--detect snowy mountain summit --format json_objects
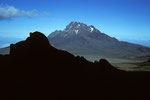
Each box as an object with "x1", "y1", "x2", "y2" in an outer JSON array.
[
  {"x1": 49, "y1": 22, "x2": 102, "y2": 38},
  {"x1": 64, "y1": 22, "x2": 99, "y2": 34}
]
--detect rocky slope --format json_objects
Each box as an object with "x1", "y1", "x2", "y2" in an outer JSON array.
[{"x1": 48, "y1": 22, "x2": 150, "y2": 60}]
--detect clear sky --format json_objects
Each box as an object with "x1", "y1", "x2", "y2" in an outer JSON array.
[{"x1": 0, "y1": 0, "x2": 150, "y2": 47}]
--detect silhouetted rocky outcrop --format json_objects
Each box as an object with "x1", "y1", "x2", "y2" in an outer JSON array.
[
  {"x1": 0, "y1": 32, "x2": 150, "y2": 100},
  {"x1": 10, "y1": 32, "x2": 55, "y2": 56}
]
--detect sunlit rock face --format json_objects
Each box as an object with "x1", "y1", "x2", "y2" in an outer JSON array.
[{"x1": 48, "y1": 22, "x2": 150, "y2": 59}]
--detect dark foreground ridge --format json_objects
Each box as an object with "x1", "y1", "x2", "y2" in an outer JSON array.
[{"x1": 0, "y1": 32, "x2": 150, "y2": 100}]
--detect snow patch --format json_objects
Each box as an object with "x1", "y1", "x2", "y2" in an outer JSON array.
[
  {"x1": 75, "y1": 30, "x2": 79, "y2": 34},
  {"x1": 90, "y1": 27, "x2": 94, "y2": 32}
]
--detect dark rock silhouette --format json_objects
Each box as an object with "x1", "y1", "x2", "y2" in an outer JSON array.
[
  {"x1": 10, "y1": 32, "x2": 54, "y2": 56},
  {"x1": 0, "y1": 31, "x2": 150, "y2": 100}
]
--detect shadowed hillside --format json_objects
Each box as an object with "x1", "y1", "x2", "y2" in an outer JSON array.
[{"x1": 0, "y1": 32, "x2": 150, "y2": 100}]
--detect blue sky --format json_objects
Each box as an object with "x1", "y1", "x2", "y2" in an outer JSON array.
[{"x1": 0, "y1": 0, "x2": 150, "y2": 47}]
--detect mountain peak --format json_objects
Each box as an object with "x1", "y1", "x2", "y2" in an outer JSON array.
[
  {"x1": 65, "y1": 22, "x2": 87, "y2": 30},
  {"x1": 64, "y1": 21, "x2": 99, "y2": 34},
  {"x1": 67, "y1": 21, "x2": 87, "y2": 28}
]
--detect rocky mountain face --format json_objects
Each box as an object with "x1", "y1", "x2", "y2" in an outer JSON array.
[{"x1": 48, "y1": 22, "x2": 150, "y2": 60}]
